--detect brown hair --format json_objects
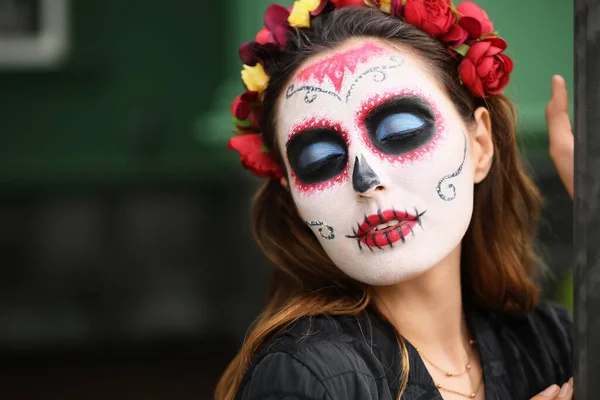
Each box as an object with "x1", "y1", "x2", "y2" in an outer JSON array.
[{"x1": 216, "y1": 7, "x2": 541, "y2": 399}]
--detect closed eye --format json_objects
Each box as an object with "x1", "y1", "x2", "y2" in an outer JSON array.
[
  {"x1": 365, "y1": 95, "x2": 436, "y2": 156},
  {"x1": 376, "y1": 112, "x2": 426, "y2": 142},
  {"x1": 298, "y1": 142, "x2": 345, "y2": 172},
  {"x1": 286, "y1": 128, "x2": 348, "y2": 185}
]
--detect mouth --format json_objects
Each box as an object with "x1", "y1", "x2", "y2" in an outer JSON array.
[{"x1": 346, "y1": 207, "x2": 426, "y2": 251}]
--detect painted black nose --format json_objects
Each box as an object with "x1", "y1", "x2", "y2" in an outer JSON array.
[{"x1": 352, "y1": 154, "x2": 381, "y2": 194}]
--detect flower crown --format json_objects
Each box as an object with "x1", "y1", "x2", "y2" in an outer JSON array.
[{"x1": 228, "y1": 0, "x2": 513, "y2": 179}]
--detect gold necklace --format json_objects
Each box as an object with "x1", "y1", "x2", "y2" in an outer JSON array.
[
  {"x1": 416, "y1": 339, "x2": 482, "y2": 399},
  {"x1": 436, "y1": 374, "x2": 483, "y2": 399},
  {"x1": 416, "y1": 339, "x2": 477, "y2": 377}
]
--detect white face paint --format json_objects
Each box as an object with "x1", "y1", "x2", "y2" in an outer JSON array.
[{"x1": 276, "y1": 39, "x2": 477, "y2": 286}]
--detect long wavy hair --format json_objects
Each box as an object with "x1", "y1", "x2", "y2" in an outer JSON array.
[{"x1": 216, "y1": 7, "x2": 542, "y2": 399}]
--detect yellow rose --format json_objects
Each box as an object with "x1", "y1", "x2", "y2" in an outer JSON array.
[
  {"x1": 241, "y1": 64, "x2": 269, "y2": 93},
  {"x1": 365, "y1": 0, "x2": 391, "y2": 13},
  {"x1": 288, "y1": 2, "x2": 311, "y2": 28},
  {"x1": 379, "y1": 0, "x2": 391, "y2": 14},
  {"x1": 288, "y1": 0, "x2": 321, "y2": 28},
  {"x1": 303, "y1": 0, "x2": 321, "y2": 9}
]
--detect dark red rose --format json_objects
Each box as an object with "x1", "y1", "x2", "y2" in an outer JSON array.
[
  {"x1": 254, "y1": 4, "x2": 291, "y2": 48},
  {"x1": 264, "y1": 4, "x2": 290, "y2": 27},
  {"x1": 227, "y1": 134, "x2": 283, "y2": 179},
  {"x1": 231, "y1": 95, "x2": 250, "y2": 120},
  {"x1": 239, "y1": 42, "x2": 261, "y2": 66},
  {"x1": 231, "y1": 91, "x2": 260, "y2": 130},
  {"x1": 441, "y1": 23, "x2": 468, "y2": 47},
  {"x1": 457, "y1": 1, "x2": 494, "y2": 39},
  {"x1": 331, "y1": 0, "x2": 368, "y2": 8},
  {"x1": 403, "y1": 0, "x2": 455, "y2": 37},
  {"x1": 389, "y1": 0, "x2": 403, "y2": 16},
  {"x1": 458, "y1": 37, "x2": 513, "y2": 98}
]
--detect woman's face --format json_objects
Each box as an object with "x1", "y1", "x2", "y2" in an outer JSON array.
[{"x1": 276, "y1": 39, "x2": 481, "y2": 286}]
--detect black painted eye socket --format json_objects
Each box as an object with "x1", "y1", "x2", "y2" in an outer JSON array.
[
  {"x1": 286, "y1": 128, "x2": 348, "y2": 185},
  {"x1": 364, "y1": 96, "x2": 436, "y2": 156}
]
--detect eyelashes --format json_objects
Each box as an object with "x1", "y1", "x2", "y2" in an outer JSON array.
[
  {"x1": 364, "y1": 96, "x2": 436, "y2": 156},
  {"x1": 286, "y1": 128, "x2": 348, "y2": 185},
  {"x1": 376, "y1": 113, "x2": 425, "y2": 141},
  {"x1": 298, "y1": 142, "x2": 345, "y2": 170}
]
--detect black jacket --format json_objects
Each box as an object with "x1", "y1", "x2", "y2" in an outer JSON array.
[{"x1": 236, "y1": 302, "x2": 572, "y2": 400}]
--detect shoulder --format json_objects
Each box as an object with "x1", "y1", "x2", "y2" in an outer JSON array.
[
  {"x1": 532, "y1": 301, "x2": 573, "y2": 340},
  {"x1": 237, "y1": 313, "x2": 400, "y2": 400},
  {"x1": 502, "y1": 302, "x2": 572, "y2": 353},
  {"x1": 487, "y1": 302, "x2": 573, "y2": 382}
]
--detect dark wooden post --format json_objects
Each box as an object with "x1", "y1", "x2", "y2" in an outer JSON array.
[{"x1": 574, "y1": 0, "x2": 600, "y2": 398}]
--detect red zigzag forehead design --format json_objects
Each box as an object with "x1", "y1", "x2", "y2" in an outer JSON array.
[{"x1": 294, "y1": 43, "x2": 389, "y2": 94}]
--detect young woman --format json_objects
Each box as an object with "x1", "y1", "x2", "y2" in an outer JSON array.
[{"x1": 219, "y1": 2, "x2": 575, "y2": 399}]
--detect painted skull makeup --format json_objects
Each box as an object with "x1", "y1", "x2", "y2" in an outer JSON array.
[{"x1": 277, "y1": 40, "x2": 476, "y2": 285}]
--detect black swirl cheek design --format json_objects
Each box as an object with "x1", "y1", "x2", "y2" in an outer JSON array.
[
  {"x1": 286, "y1": 84, "x2": 343, "y2": 103},
  {"x1": 306, "y1": 220, "x2": 335, "y2": 240},
  {"x1": 345, "y1": 55, "x2": 404, "y2": 103},
  {"x1": 436, "y1": 130, "x2": 467, "y2": 201}
]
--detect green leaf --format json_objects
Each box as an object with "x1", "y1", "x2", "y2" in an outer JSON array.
[
  {"x1": 261, "y1": 144, "x2": 270, "y2": 153},
  {"x1": 451, "y1": 44, "x2": 470, "y2": 57},
  {"x1": 450, "y1": 2, "x2": 460, "y2": 20},
  {"x1": 480, "y1": 31, "x2": 500, "y2": 39},
  {"x1": 232, "y1": 116, "x2": 251, "y2": 128}
]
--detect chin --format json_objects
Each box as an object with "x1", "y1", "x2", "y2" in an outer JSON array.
[
  {"x1": 360, "y1": 264, "x2": 436, "y2": 286},
  {"x1": 328, "y1": 240, "x2": 456, "y2": 287},
  {"x1": 333, "y1": 258, "x2": 438, "y2": 287}
]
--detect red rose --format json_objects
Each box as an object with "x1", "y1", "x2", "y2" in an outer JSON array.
[
  {"x1": 403, "y1": 0, "x2": 455, "y2": 37},
  {"x1": 441, "y1": 23, "x2": 468, "y2": 47},
  {"x1": 228, "y1": 134, "x2": 283, "y2": 179},
  {"x1": 458, "y1": 37, "x2": 513, "y2": 98},
  {"x1": 457, "y1": 1, "x2": 494, "y2": 39},
  {"x1": 311, "y1": 0, "x2": 330, "y2": 16},
  {"x1": 255, "y1": 28, "x2": 271, "y2": 45},
  {"x1": 331, "y1": 0, "x2": 367, "y2": 7}
]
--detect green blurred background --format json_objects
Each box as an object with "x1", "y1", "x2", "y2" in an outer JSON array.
[
  {"x1": 0, "y1": 1, "x2": 573, "y2": 399},
  {"x1": 0, "y1": 0, "x2": 574, "y2": 183}
]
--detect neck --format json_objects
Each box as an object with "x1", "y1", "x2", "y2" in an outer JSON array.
[{"x1": 373, "y1": 244, "x2": 470, "y2": 362}]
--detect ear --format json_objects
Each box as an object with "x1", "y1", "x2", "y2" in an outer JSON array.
[{"x1": 469, "y1": 107, "x2": 494, "y2": 184}]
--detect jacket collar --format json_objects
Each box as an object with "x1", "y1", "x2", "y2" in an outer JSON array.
[{"x1": 368, "y1": 303, "x2": 513, "y2": 400}]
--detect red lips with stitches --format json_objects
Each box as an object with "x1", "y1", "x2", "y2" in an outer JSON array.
[{"x1": 347, "y1": 208, "x2": 426, "y2": 249}]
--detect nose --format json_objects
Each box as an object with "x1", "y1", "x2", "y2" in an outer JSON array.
[{"x1": 352, "y1": 154, "x2": 384, "y2": 195}]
